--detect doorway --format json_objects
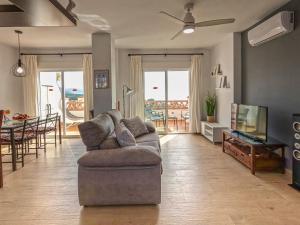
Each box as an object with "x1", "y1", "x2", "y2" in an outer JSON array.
[
  {"x1": 144, "y1": 70, "x2": 190, "y2": 134},
  {"x1": 39, "y1": 71, "x2": 84, "y2": 136}
]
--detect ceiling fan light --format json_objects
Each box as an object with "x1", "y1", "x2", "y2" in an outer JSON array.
[{"x1": 183, "y1": 27, "x2": 195, "y2": 34}]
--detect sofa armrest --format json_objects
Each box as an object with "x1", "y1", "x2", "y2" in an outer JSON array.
[
  {"x1": 77, "y1": 146, "x2": 161, "y2": 168},
  {"x1": 145, "y1": 121, "x2": 156, "y2": 133}
]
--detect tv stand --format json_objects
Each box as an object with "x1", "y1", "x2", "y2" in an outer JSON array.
[{"x1": 222, "y1": 130, "x2": 286, "y2": 175}]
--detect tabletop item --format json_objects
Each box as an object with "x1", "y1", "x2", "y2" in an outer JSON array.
[{"x1": 12, "y1": 113, "x2": 30, "y2": 121}]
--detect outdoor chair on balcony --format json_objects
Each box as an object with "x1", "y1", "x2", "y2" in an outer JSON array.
[
  {"x1": 145, "y1": 108, "x2": 165, "y2": 127},
  {"x1": 168, "y1": 112, "x2": 178, "y2": 131},
  {"x1": 181, "y1": 111, "x2": 190, "y2": 131}
]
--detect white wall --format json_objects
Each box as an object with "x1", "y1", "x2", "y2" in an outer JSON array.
[
  {"x1": 117, "y1": 48, "x2": 213, "y2": 118},
  {"x1": 210, "y1": 33, "x2": 241, "y2": 127},
  {"x1": 0, "y1": 43, "x2": 24, "y2": 114}
]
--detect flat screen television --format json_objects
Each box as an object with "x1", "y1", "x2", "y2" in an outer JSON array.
[{"x1": 231, "y1": 103, "x2": 268, "y2": 142}]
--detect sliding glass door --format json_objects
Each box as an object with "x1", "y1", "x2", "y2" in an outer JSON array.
[
  {"x1": 167, "y1": 71, "x2": 189, "y2": 133},
  {"x1": 144, "y1": 70, "x2": 190, "y2": 134},
  {"x1": 144, "y1": 71, "x2": 167, "y2": 133},
  {"x1": 64, "y1": 71, "x2": 84, "y2": 135},
  {"x1": 39, "y1": 71, "x2": 84, "y2": 136}
]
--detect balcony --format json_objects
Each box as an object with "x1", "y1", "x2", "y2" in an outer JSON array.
[{"x1": 145, "y1": 100, "x2": 189, "y2": 133}]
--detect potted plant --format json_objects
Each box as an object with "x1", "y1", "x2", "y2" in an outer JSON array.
[{"x1": 205, "y1": 92, "x2": 216, "y2": 123}]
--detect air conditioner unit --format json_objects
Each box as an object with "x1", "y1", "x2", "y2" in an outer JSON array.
[{"x1": 248, "y1": 11, "x2": 294, "y2": 46}]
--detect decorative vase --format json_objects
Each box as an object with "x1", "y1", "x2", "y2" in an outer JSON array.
[{"x1": 207, "y1": 116, "x2": 215, "y2": 123}]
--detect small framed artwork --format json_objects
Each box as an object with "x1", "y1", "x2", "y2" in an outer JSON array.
[{"x1": 94, "y1": 70, "x2": 109, "y2": 89}]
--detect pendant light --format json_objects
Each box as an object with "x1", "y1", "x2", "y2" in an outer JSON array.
[{"x1": 11, "y1": 30, "x2": 26, "y2": 77}]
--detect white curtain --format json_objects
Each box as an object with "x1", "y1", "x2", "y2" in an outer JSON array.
[
  {"x1": 83, "y1": 54, "x2": 93, "y2": 121},
  {"x1": 129, "y1": 56, "x2": 144, "y2": 119},
  {"x1": 189, "y1": 55, "x2": 203, "y2": 133},
  {"x1": 22, "y1": 55, "x2": 38, "y2": 116}
]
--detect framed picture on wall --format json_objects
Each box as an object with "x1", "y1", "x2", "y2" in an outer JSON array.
[{"x1": 94, "y1": 70, "x2": 109, "y2": 89}]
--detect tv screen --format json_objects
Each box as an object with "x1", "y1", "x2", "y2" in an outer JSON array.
[{"x1": 231, "y1": 104, "x2": 268, "y2": 142}]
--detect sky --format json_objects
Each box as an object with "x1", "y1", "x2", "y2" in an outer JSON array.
[{"x1": 144, "y1": 71, "x2": 189, "y2": 101}]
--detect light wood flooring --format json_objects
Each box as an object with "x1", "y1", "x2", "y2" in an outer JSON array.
[{"x1": 0, "y1": 134, "x2": 299, "y2": 225}]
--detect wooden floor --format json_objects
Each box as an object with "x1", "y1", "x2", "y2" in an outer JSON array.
[{"x1": 0, "y1": 135, "x2": 300, "y2": 225}]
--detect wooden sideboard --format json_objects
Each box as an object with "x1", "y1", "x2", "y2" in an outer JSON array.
[{"x1": 222, "y1": 130, "x2": 286, "y2": 175}]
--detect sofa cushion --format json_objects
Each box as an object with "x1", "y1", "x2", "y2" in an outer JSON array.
[
  {"x1": 135, "y1": 132, "x2": 160, "y2": 143},
  {"x1": 145, "y1": 121, "x2": 156, "y2": 133},
  {"x1": 115, "y1": 123, "x2": 136, "y2": 147},
  {"x1": 121, "y1": 116, "x2": 149, "y2": 137},
  {"x1": 99, "y1": 133, "x2": 120, "y2": 149},
  {"x1": 77, "y1": 146, "x2": 161, "y2": 167},
  {"x1": 106, "y1": 110, "x2": 122, "y2": 126},
  {"x1": 78, "y1": 114, "x2": 114, "y2": 150},
  {"x1": 137, "y1": 141, "x2": 160, "y2": 152}
]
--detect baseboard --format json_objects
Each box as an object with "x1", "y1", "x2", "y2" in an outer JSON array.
[
  {"x1": 285, "y1": 169, "x2": 300, "y2": 191},
  {"x1": 289, "y1": 183, "x2": 300, "y2": 191}
]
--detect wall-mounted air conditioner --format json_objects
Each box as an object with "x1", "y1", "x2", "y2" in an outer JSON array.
[{"x1": 248, "y1": 11, "x2": 294, "y2": 47}]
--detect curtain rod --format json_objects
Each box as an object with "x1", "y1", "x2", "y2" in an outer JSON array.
[
  {"x1": 128, "y1": 53, "x2": 204, "y2": 56},
  {"x1": 20, "y1": 52, "x2": 92, "y2": 56}
]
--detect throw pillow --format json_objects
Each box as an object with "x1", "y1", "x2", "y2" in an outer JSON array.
[
  {"x1": 115, "y1": 123, "x2": 136, "y2": 147},
  {"x1": 121, "y1": 116, "x2": 149, "y2": 137},
  {"x1": 106, "y1": 110, "x2": 123, "y2": 126},
  {"x1": 99, "y1": 133, "x2": 120, "y2": 149},
  {"x1": 145, "y1": 121, "x2": 156, "y2": 133}
]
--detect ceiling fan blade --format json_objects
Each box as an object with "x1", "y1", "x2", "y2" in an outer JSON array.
[
  {"x1": 160, "y1": 11, "x2": 184, "y2": 25},
  {"x1": 195, "y1": 18, "x2": 235, "y2": 27},
  {"x1": 171, "y1": 29, "x2": 184, "y2": 40}
]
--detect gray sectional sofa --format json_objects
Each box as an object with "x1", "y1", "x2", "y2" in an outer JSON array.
[{"x1": 77, "y1": 110, "x2": 162, "y2": 206}]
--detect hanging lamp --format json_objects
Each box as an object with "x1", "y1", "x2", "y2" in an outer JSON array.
[{"x1": 11, "y1": 30, "x2": 26, "y2": 77}]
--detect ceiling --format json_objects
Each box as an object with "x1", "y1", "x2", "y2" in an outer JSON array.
[{"x1": 0, "y1": 0, "x2": 290, "y2": 49}]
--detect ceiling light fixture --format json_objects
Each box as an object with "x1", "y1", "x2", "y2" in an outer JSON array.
[
  {"x1": 11, "y1": 30, "x2": 26, "y2": 77},
  {"x1": 160, "y1": 2, "x2": 235, "y2": 40},
  {"x1": 183, "y1": 27, "x2": 195, "y2": 34}
]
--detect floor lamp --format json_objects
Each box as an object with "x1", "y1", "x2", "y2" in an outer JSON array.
[{"x1": 122, "y1": 85, "x2": 134, "y2": 117}]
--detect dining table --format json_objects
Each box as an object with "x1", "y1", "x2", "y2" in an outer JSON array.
[{"x1": 1, "y1": 116, "x2": 62, "y2": 171}]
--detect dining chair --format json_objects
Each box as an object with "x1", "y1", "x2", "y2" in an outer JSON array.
[
  {"x1": 24, "y1": 117, "x2": 41, "y2": 158},
  {"x1": 37, "y1": 113, "x2": 59, "y2": 151},
  {"x1": 1, "y1": 117, "x2": 39, "y2": 167},
  {"x1": 0, "y1": 110, "x2": 4, "y2": 188}
]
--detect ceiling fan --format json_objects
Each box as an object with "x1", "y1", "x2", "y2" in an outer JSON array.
[{"x1": 160, "y1": 2, "x2": 236, "y2": 40}]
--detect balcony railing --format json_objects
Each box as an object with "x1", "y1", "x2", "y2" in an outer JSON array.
[
  {"x1": 145, "y1": 100, "x2": 189, "y2": 132},
  {"x1": 145, "y1": 100, "x2": 188, "y2": 110}
]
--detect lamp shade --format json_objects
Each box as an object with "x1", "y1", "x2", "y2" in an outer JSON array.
[
  {"x1": 122, "y1": 85, "x2": 134, "y2": 117},
  {"x1": 12, "y1": 59, "x2": 26, "y2": 77}
]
